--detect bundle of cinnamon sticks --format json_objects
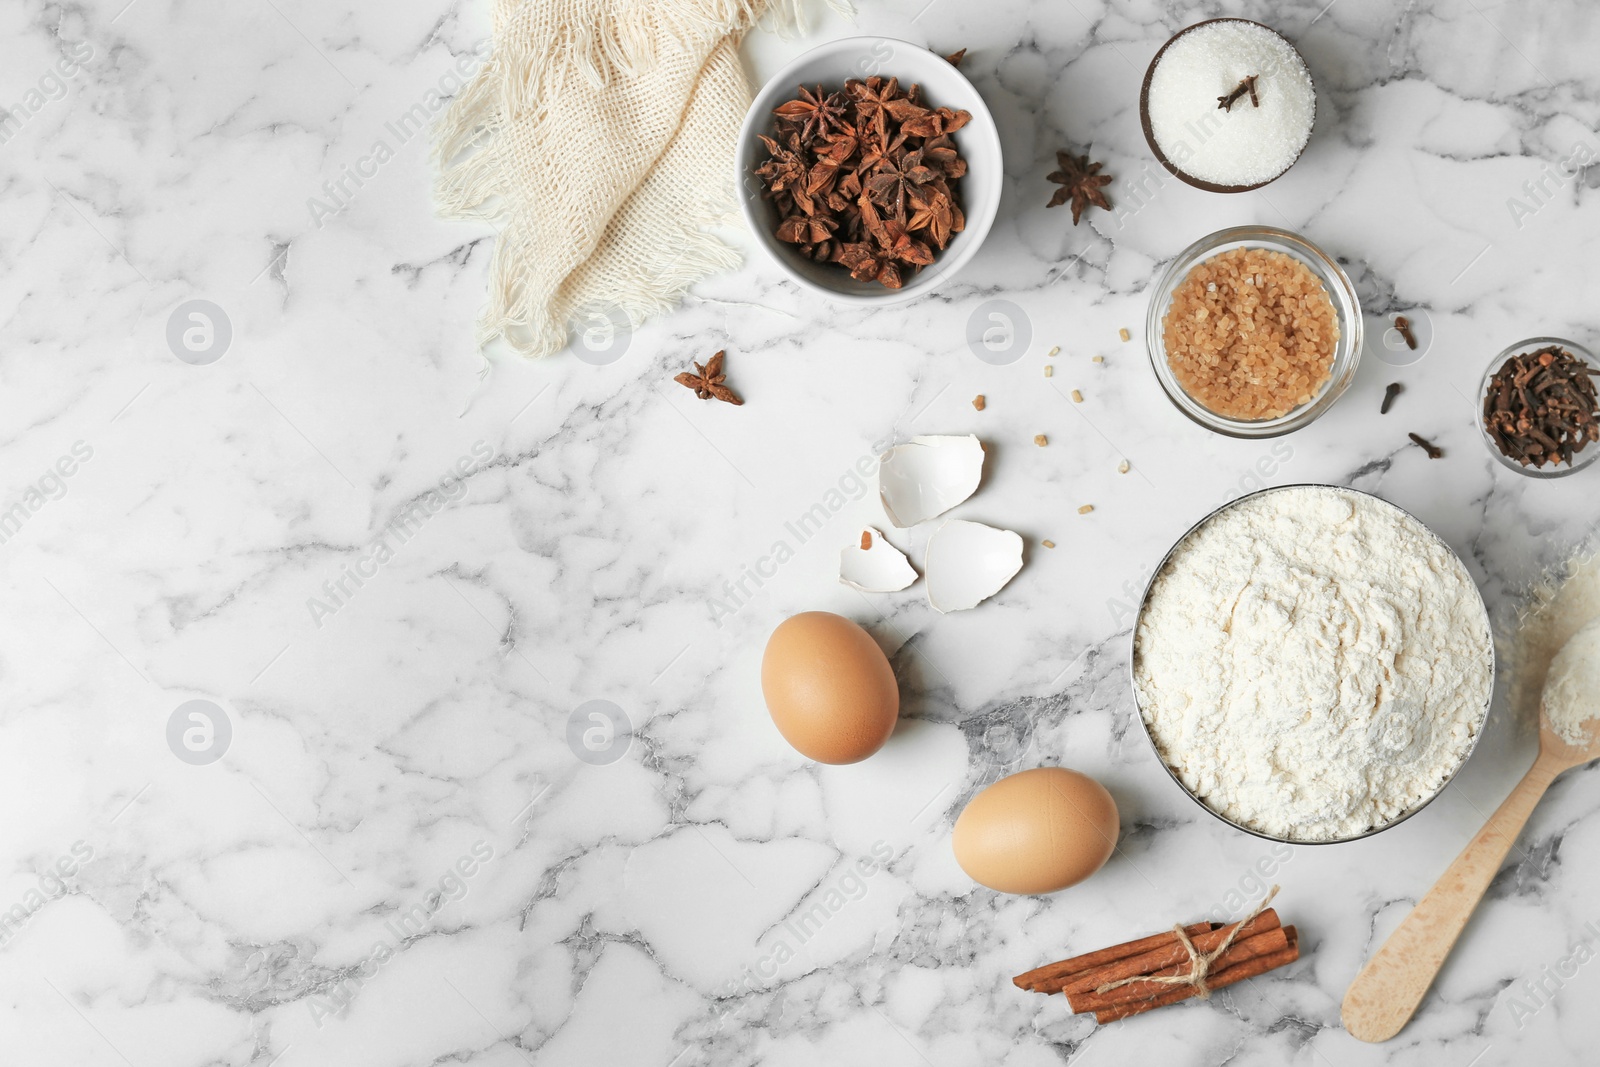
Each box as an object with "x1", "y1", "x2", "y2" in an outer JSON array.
[{"x1": 1013, "y1": 905, "x2": 1299, "y2": 1023}]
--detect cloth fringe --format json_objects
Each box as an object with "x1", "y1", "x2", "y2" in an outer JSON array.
[{"x1": 432, "y1": 0, "x2": 831, "y2": 358}]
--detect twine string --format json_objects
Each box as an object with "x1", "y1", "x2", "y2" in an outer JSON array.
[{"x1": 1093, "y1": 884, "x2": 1280, "y2": 1000}]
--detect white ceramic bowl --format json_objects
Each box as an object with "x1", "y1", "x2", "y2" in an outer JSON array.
[{"x1": 735, "y1": 36, "x2": 1003, "y2": 305}]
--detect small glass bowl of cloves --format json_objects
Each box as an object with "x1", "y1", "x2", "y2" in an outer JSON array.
[{"x1": 1477, "y1": 337, "x2": 1600, "y2": 479}]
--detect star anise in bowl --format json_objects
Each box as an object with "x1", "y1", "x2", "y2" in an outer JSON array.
[{"x1": 753, "y1": 75, "x2": 972, "y2": 291}]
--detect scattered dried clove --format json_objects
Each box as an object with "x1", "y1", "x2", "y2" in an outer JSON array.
[
  {"x1": 1394, "y1": 316, "x2": 1418, "y2": 350},
  {"x1": 1381, "y1": 382, "x2": 1402, "y2": 415},
  {"x1": 1408, "y1": 432, "x2": 1443, "y2": 459}
]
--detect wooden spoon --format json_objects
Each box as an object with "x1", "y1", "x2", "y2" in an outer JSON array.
[{"x1": 1342, "y1": 679, "x2": 1600, "y2": 1043}]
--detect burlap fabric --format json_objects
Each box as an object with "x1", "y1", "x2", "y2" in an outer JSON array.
[{"x1": 434, "y1": 0, "x2": 798, "y2": 358}]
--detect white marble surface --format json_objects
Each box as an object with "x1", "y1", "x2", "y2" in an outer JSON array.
[{"x1": 3, "y1": 0, "x2": 1600, "y2": 1064}]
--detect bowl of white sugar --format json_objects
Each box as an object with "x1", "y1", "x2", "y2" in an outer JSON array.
[
  {"x1": 1140, "y1": 19, "x2": 1317, "y2": 193},
  {"x1": 1130, "y1": 484, "x2": 1495, "y2": 844}
]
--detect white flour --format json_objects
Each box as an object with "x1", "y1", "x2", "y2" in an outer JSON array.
[
  {"x1": 1511, "y1": 548, "x2": 1600, "y2": 746},
  {"x1": 1545, "y1": 619, "x2": 1600, "y2": 745},
  {"x1": 1133, "y1": 486, "x2": 1493, "y2": 842}
]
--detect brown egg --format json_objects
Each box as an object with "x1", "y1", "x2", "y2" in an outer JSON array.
[
  {"x1": 761, "y1": 611, "x2": 899, "y2": 764},
  {"x1": 952, "y1": 767, "x2": 1119, "y2": 894}
]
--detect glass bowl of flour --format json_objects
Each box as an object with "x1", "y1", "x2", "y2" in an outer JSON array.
[{"x1": 1130, "y1": 484, "x2": 1495, "y2": 844}]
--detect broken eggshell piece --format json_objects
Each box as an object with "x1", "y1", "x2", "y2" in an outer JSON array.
[
  {"x1": 877, "y1": 435, "x2": 985, "y2": 528},
  {"x1": 925, "y1": 519, "x2": 1024, "y2": 613},
  {"x1": 839, "y1": 527, "x2": 918, "y2": 592}
]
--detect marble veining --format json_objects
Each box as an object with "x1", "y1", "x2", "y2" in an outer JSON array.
[{"x1": 2, "y1": 0, "x2": 1598, "y2": 1064}]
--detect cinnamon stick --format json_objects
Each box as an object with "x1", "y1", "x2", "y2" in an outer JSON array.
[
  {"x1": 1038, "y1": 910, "x2": 1280, "y2": 997},
  {"x1": 1066, "y1": 925, "x2": 1290, "y2": 1014},
  {"x1": 1093, "y1": 927, "x2": 1300, "y2": 1024},
  {"x1": 1012, "y1": 921, "x2": 1216, "y2": 992}
]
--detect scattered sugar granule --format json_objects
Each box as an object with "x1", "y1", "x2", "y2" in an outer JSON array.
[
  {"x1": 1044, "y1": 365, "x2": 1054, "y2": 378},
  {"x1": 1118, "y1": 460, "x2": 1131, "y2": 474},
  {"x1": 1092, "y1": 355, "x2": 1104, "y2": 364},
  {"x1": 1119, "y1": 328, "x2": 1131, "y2": 342},
  {"x1": 1042, "y1": 540, "x2": 1057, "y2": 549},
  {"x1": 1071, "y1": 389, "x2": 1084, "y2": 403},
  {"x1": 973, "y1": 395, "x2": 986, "y2": 410},
  {"x1": 1078, "y1": 504, "x2": 1095, "y2": 515},
  {"x1": 1034, "y1": 434, "x2": 1048, "y2": 447},
  {"x1": 1047, "y1": 346, "x2": 1061, "y2": 357}
]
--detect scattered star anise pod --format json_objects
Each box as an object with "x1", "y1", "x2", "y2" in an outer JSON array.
[
  {"x1": 1045, "y1": 150, "x2": 1113, "y2": 225},
  {"x1": 673, "y1": 350, "x2": 743, "y2": 405},
  {"x1": 941, "y1": 48, "x2": 967, "y2": 68}
]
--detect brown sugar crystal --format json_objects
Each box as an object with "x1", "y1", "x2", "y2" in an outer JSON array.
[{"x1": 1162, "y1": 248, "x2": 1338, "y2": 421}]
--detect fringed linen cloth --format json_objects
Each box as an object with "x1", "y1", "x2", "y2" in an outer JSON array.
[{"x1": 434, "y1": 0, "x2": 796, "y2": 358}]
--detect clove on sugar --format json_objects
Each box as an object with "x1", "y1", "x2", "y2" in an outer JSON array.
[{"x1": 1217, "y1": 75, "x2": 1260, "y2": 112}]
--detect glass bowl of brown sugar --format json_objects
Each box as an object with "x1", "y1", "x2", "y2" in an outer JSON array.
[{"x1": 1146, "y1": 225, "x2": 1363, "y2": 439}]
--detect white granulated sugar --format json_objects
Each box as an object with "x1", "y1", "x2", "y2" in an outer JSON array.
[
  {"x1": 1147, "y1": 22, "x2": 1315, "y2": 187},
  {"x1": 1133, "y1": 486, "x2": 1492, "y2": 842}
]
